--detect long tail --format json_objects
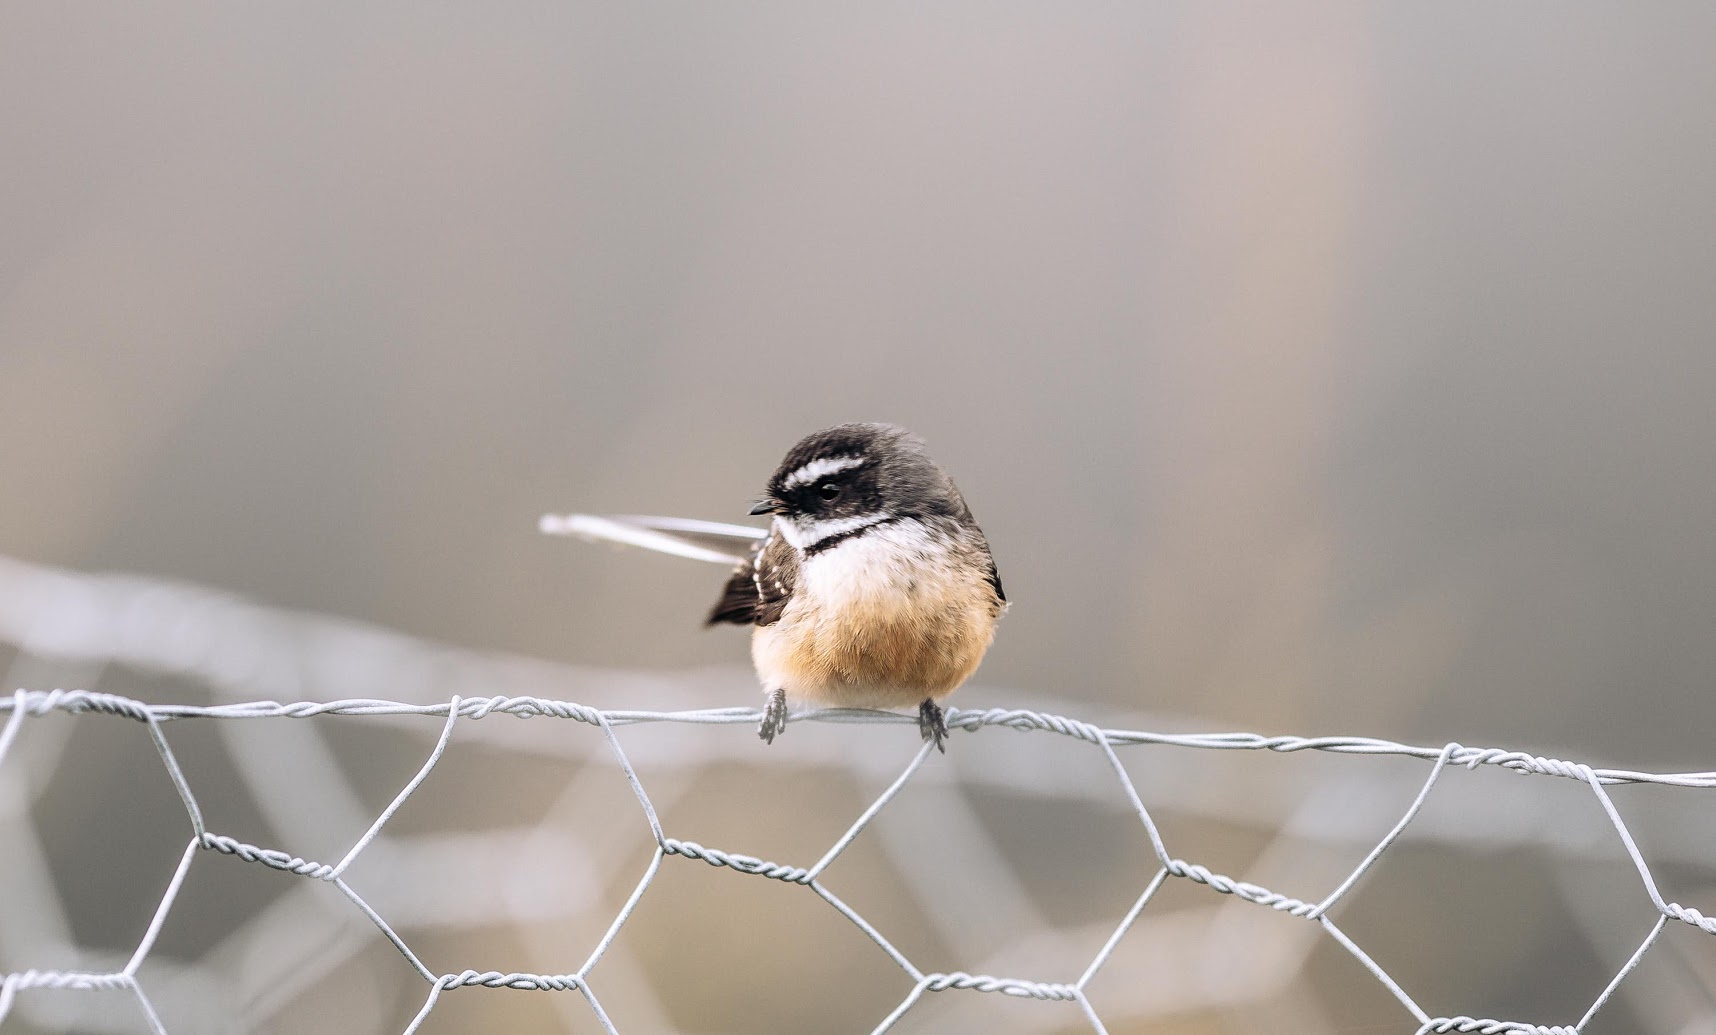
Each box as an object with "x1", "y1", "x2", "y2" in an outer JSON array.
[{"x1": 539, "y1": 513, "x2": 766, "y2": 565}]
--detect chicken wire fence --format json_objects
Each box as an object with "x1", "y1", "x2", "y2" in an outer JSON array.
[{"x1": 1, "y1": 553, "x2": 1715, "y2": 1034}]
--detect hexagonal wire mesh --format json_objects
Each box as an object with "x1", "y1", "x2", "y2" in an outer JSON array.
[{"x1": 2, "y1": 552, "x2": 1715, "y2": 1035}]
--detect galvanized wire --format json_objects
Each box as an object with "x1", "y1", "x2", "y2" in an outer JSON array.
[{"x1": 2, "y1": 685, "x2": 1713, "y2": 1035}]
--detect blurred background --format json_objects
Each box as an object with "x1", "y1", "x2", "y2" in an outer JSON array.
[{"x1": 3, "y1": 2, "x2": 1716, "y2": 1032}]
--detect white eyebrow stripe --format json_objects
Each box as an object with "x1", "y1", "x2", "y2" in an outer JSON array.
[{"x1": 780, "y1": 455, "x2": 865, "y2": 489}]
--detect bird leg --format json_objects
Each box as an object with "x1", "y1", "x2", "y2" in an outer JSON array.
[
  {"x1": 918, "y1": 698, "x2": 948, "y2": 753},
  {"x1": 758, "y1": 687, "x2": 789, "y2": 744}
]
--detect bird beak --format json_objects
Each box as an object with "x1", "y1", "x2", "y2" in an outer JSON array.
[{"x1": 749, "y1": 498, "x2": 782, "y2": 516}]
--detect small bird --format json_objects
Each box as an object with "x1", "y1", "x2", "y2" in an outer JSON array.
[
  {"x1": 707, "y1": 423, "x2": 1006, "y2": 750},
  {"x1": 543, "y1": 423, "x2": 1006, "y2": 751}
]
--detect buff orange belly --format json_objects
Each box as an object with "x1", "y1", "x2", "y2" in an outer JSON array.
[{"x1": 752, "y1": 598, "x2": 997, "y2": 709}]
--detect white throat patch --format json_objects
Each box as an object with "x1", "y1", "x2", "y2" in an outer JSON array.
[{"x1": 774, "y1": 512, "x2": 888, "y2": 552}]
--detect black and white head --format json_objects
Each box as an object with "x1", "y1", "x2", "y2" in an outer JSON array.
[{"x1": 749, "y1": 423, "x2": 971, "y2": 554}]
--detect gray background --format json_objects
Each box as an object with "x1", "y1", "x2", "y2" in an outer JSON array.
[{"x1": 3, "y1": 3, "x2": 1715, "y2": 1033}]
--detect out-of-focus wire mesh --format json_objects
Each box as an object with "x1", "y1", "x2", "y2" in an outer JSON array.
[{"x1": 3, "y1": 554, "x2": 1716, "y2": 1035}]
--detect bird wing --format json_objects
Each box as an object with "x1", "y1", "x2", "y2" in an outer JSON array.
[{"x1": 705, "y1": 529, "x2": 797, "y2": 627}]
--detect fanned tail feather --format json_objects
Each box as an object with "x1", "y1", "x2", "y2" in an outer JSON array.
[{"x1": 539, "y1": 513, "x2": 766, "y2": 566}]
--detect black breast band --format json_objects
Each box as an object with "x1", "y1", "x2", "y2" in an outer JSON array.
[{"x1": 801, "y1": 515, "x2": 906, "y2": 557}]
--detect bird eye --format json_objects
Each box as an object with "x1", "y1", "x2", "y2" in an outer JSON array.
[{"x1": 818, "y1": 482, "x2": 841, "y2": 501}]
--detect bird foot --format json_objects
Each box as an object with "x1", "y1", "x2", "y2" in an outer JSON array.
[
  {"x1": 918, "y1": 698, "x2": 948, "y2": 753},
  {"x1": 759, "y1": 687, "x2": 789, "y2": 744}
]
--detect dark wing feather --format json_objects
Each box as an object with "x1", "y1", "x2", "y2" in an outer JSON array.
[
  {"x1": 704, "y1": 531, "x2": 798, "y2": 627},
  {"x1": 984, "y1": 556, "x2": 1005, "y2": 604},
  {"x1": 750, "y1": 533, "x2": 797, "y2": 626},
  {"x1": 705, "y1": 563, "x2": 760, "y2": 625},
  {"x1": 947, "y1": 483, "x2": 1005, "y2": 607}
]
